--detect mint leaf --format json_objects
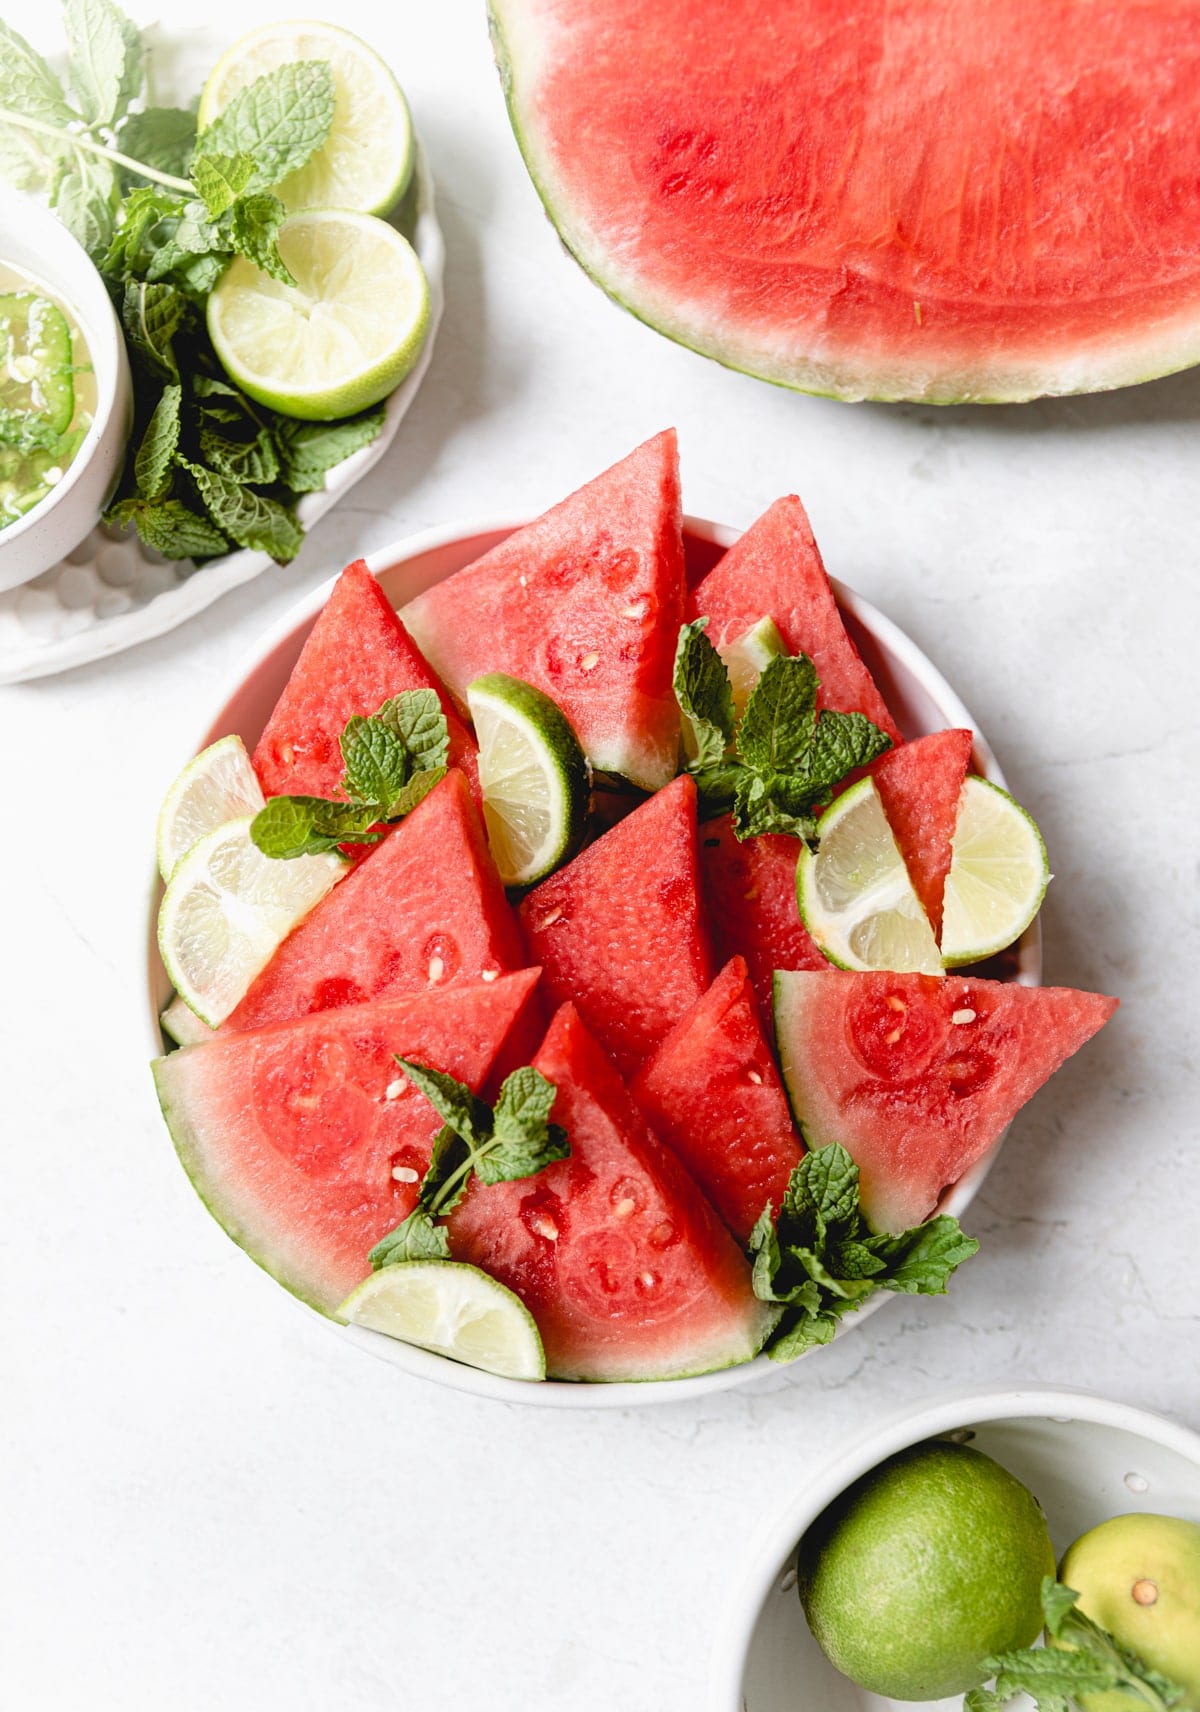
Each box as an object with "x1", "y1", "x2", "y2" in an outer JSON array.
[
  {"x1": 483, "y1": 1067, "x2": 569, "y2": 1183},
  {"x1": 379, "y1": 689, "x2": 450, "y2": 772},
  {"x1": 395, "y1": 1059, "x2": 491, "y2": 1152},
  {"x1": 0, "y1": 21, "x2": 74, "y2": 128},
  {"x1": 864, "y1": 1216, "x2": 979, "y2": 1294},
  {"x1": 229, "y1": 191, "x2": 294, "y2": 284},
  {"x1": 108, "y1": 496, "x2": 229, "y2": 560},
  {"x1": 113, "y1": 8, "x2": 144, "y2": 121},
  {"x1": 180, "y1": 460, "x2": 303, "y2": 563},
  {"x1": 63, "y1": 0, "x2": 127, "y2": 127},
  {"x1": 385, "y1": 767, "x2": 447, "y2": 819},
  {"x1": 198, "y1": 424, "x2": 279, "y2": 487},
  {"x1": 121, "y1": 281, "x2": 189, "y2": 379},
  {"x1": 784, "y1": 1143, "x2": 862, "y2": 1232},
  {"x1": 198, "y1": 60, "x2": 335, "y2": 192},
  {"x1": 273, "y1": 408, "x2": 386, "y2": 493},
  {"x1": 249, "y1": 795, "x2": 373, "y2": 859},
  {"x1": 737, "y1": 653, "x2": 819, "y2": 774},
  {"x1": 53, "y1": 153, "x2": 120, "y2": 261},
  {"x1": 799, "y1": 709, "x2": 893, "y2": 795},
  {"x1": 133, "y1": 384, "x2": 181, "y2": 501},
  {"x1": 190, "y1": 151, "x2": 254, "y2": 219},
  {"x1": 689, "y1": 760, "x2": 746, "y2": 817},
  {"x1": 340, "y1": 714, "x2": 411, "y2": 809},
  {"x1": 674, "y1": 618, "x2": 735, "y2": 768},
  {"x1": 368, "y1": 1206, "x2": 450, "y2": 1267},
  {"x1": 116, "y1": 107, "x2": 196, "y2": 180},
  {"x1": 730, "y1": 768, "x2": 819, "y2": 842},
  {"x1": 102, "y1": 185, "x2": 184, "y2": 279}
]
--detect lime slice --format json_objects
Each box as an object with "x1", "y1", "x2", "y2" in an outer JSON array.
[
  {"x1": 197, "y1": 21, "x2": 414, "y2": 216},
  {"x1": 156, "y1": 735, "x2": 265, "y2": 882},
  {"x1": 338, "y1": 1260, "x2": 546, "y2": 1380},
  {"x1": 207, "y1": 210, "x2": 430, "y2": 421},
  {"x1": 797, "y1": 777, "x2": 942, "y2": 974},
  {"x1": 721, "y1": 614, "x2": 785, "y2": 717},
  {"x1": 466, "y1": 672, "x2": 590, "y2": 886},
  {"x1": 158, "y1": 815, "x2": 344, "y2": 1027},
  {"x1": 940, "y1": 777, "x2": 1049, "y2": 965},
  {"x1": 160, "y1": 995, "x2": 216, "y2": 1047}
]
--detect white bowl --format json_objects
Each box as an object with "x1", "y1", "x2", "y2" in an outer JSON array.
[
  {"x1": 711, "y1": 1384, "x2": 1200, "y2": 1711},
  {"x1": 145, "y1": 515, "x2": 1041, "y2": 1407},
  {"x1": 0, "y1": 186, "x2": 132, "y2": 591}
]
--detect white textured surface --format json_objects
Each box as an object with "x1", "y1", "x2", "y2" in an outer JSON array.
[{"x1": 1, "y1": 3, "x2": 1198, "y2": 1710}]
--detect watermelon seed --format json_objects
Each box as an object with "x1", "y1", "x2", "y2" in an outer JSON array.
[
  {"x1": 537, "y1": 907, "x2": 563, "y2": 929},
  {"x1": 481, "y1": 969, "x2": 499, "y2": 982},
  {"x1": 385, "y1": 1077, "x2": 407, "y2": 1099},
  {"x1": 885, "y1": 995, "x2": 906, "y2": 1012},
  {"x1": 747, "y1": 1069, "x2": 763, "y2": 1085},
  {"x1": 518, "y1": 575, "x2": 527, "y2": 587},
  {"x1": 638, "y1": 1270, "x2": 658, "y2": 1289},
  {"x1": 530, "y1": 1213, "x2": 559, "y2": 1241},
  {"x1": 620, "y1": 601, "x2": 647, "y2": 620},
  {"x1": 614, "y1": 1197, "x2": 636, "y2": 1218},
  {"x1": 427, "y1": 955, "x2": 445, "y2": 983},
  {"x1": 885, "y1": 1027, "x2": 903, "y2": 1044},
  {"x1": 392, "y1": 1164, "x2": 419, "y2": 1184},
  {"x1": 952, "y1": 1008, "x2": 977, "y2": 1025},
  {"x1": 580, "y1": 652, "x2": 600, "y2": 672}
]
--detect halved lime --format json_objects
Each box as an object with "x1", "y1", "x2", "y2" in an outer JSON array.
[
  {"x1": 160, "y1": 996, "x2": 215, "y2": 1047},
  {"x1": 797, "y1": 777, "x2": 942, "y2": 974},
  {"x1": 722, "y1": 613, "x2": 785, "y2": 717},
  {"x1": 156, "y1": 735, "x2": 265, "y2": 882},
  {"x1": 466, "y1": 673, "x2": 590, "y2": 887},
  {"x1": 207, "y1": 210, "x2": 430, "y2": 421},
  {"x1": 158, "y1": 815, "x2": 344, "y2": 1027},
  {"x1": 197, "y1": 21, "x2": 414, "y2": 217},
  {"x1": 338, "y1": 1260, "x2": 546, "y2": 1380},
  {"x1": 940, "y1": 777, "x2": 1049, "y2": 965}
]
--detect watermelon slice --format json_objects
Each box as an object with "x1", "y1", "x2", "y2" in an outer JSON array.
[
  {"x1": 399, "y1": 431, "x2": 686, "y2": 791},
  {"x1": 700, "y1": 815, "x2": 826, "y2": 1029},
  {"x1": 222, "y1": 770, "x2": 527, "y2": 1034},
  {"x1": 448, "y1": 1003, "x2": 774, "y2": 1380},
  {"x1": 773, "y1": 970, "x2": 1118, "y2": 1232},
  {"x1": 252, "y1": 559, "x2": 479, "y2": 803},
  {"x1": 872, "y1": 729, "x2": 974, "y2": 943},
  {"x1": 152, "y1": 971, "x2": 542, "y2": 1313},
  {"x1": 519, "y1": 774, "x2": 711, "y2": 1074},
  {"x1": 490, "y1": 0, "x2": 1200, "y2": 403},
  {"x1": 688, "y1": 498, "x2": 901, "y2": 743},
  {"x1": 632, "y1": 958, "x2": 803, "y2": 1243}
]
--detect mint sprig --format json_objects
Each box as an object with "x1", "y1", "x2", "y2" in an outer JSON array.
[
  {"x1": 966, "y1": 1579, "x2": 1187, "y2": 1711},
  {"x1": 369, "y1": 1061, "x2": 570, "y2": 1265},
  {"x1": 750, "y1": 1143, "x2": 978, "y2": 1361},
  {"x1": 250, "y1": 692, "x2": 450, "y2": 859},
  {"x1": 674, "y1": 620, "x2": 893, "y2": 841}
]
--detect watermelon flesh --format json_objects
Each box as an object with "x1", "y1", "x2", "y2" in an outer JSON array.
[
  {"x1": 448, "y1": 1003, "x2": 774, "y2": 1381},
  {"x1": 222, "y1": 770, "x2": 527, "y2": 1035},
  {"x1": 688, "y1": 498, "x2": 902, "y2": 743},
  {"x1": 252, "y1": 559, "x2": 479, "y2": 805},
  {"x1": 774, "y1": 970, "x2": 1118, "y2": 1232},
  {"x1": 491, "y1": 0, "x2": 1200, "y2": 403},
  {"x1": 700, "y1": 814, "x2": 825, "y2": 1030},
  {"x1": 400, "y1": 431, "x2": 686, "y2": 791},
  {"x1": 632, "y1": 958, "x2": 803, "y2": 1243},
  {"x1": 152, "y1": 972, "x2": 543, "y2": 1313},
  {"x1": 519, "y1": 773, "x2": 711, "y2": 1075},
  {"x1": 872, "y1": 729, "x2": 974, "y2": 942}
]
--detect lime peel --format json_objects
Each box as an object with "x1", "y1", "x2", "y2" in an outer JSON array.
[
  {"x1": 338, "y1": 1259, "x2": 546, "y2": 1380},
  {"x1": 467, "y1": 672, "x2": 590, "y2": 887}
]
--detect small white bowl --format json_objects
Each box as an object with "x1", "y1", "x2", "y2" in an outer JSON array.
[
  {"x1": 710, "y1": 1385, "x2": 1200, "y2": 1712},
  {"x1": 0, "y1": 186, "x2": 132, "y2": 591},
  {"x1": 145, "y1": 515, "x2": 1041, "y2": 1407}
]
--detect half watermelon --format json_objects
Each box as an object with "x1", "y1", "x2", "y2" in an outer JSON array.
[{"x1": 491, "y1": 0, "x2": 1200, "y2": 402}]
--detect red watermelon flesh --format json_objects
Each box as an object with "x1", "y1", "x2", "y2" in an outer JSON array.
[
  {"x1": 448, "y1": 1003, "x2": 774, "y2": 1380},
  {"x1": 222, "y1": 770, "x2": 527, "y2": 1035},
  {"x1": 252, "y1": 559, "x2": 479, "y2": 805},
  {"x1": 399, "y1": 431, "x2": 686, "y2": 791},
  {"x1": 774, "y1": 971, "x2": 1118, "y2": 1233},
  {"x1": 632, "y1": 958, "x2": 803, "y2": 1243},
  {"x1": 519, "y1": 774, "x2": 711, "y2": 1074},
  {"x1": 700, "y1": 815, "x2": 825, "y2": 1029},
  {"x1": 872, "y1": 729, "x2": 974, "y2": 942},
  {"x1": 491, "y1": 0, "x2": 1200, "y2": 404},
  {"x1": 152, "y1": 972, "x2": 543, "y2": 1313},
  {"x1": 688, "y1": 498, "x2": 902, "y2": 743}
]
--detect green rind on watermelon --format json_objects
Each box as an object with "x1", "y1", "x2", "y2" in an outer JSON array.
[
  {"x1": 399, "y1": 432, "x2": 686, "y2": 792},
  {"x1": 222, "y1": 770, "x2": 526, "y2": 1034},
  {"x1": 519, "y1": 773, "x2": 711, "y2": 1075},
  {"x1": 152, "y1": 972, "x2": 542, "y2": 1314},
  {"x1": 490, "y1": 0, "x2": 1200, "y2": 404},
  {"x1": 252, "y1": 559, "x2": 480, "y2": 805},
  {"x1": 632, "y1": 957, "x2": 803, "y2": 1244},
  {"x1": 872, "y1": 728, "x2": 974, "y2": 944},
  {"x1": 773, "y1": 970, "x2": 1118, "y2": 1233},
  {"x1": 448, "y1": 1002, "x2": 776, "y2": 1381}
]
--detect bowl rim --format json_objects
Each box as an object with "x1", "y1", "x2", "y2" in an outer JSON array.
[
  {"x1": 145, "y1": 511, "x2": 1042, "y2": 1409},
  {"x1": 707, "y1": 1382, "x2": 1200, "y2": 1712}
]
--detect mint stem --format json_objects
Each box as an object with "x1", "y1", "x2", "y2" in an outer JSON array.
[{"x1": 0, "y1": 108, "x2": 193, "y2": 193}]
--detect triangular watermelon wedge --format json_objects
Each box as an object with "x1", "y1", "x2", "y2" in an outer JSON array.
[
  {"x1": 223, "y1": 770, "x2": 528, "y2": 1034},
  {"x1": 152, "y1": 971, "x2": 543, "y2": 1313},
  {"x1": 448, "y1": 1003, "x2": 775, "y2": 1380},
  {"x1": 519, "y1": 773, "x2": 711, "y2": 1074},
  {"x1": 252, "y1": 559, "x2": 479, "y2": 804},
  {"x1": 872, "y1": 728, "x2": 974, "y2": 942},
  {"x1": 774, "y1": 970, "x2": 1118, "y2": 1232},
  {"x1": 400, "y1": 431, "x2": 686, "y2": 790},
  {"x1": 632, "y1": 958, "x2": 803, "y2": 1243},
  {"x1": 688, "y1": 496, "x2": 902, "y2": 742}
]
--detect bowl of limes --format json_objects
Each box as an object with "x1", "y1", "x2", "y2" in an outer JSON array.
[{"x1": 711, "y1": 1385, "x2": 1200, "y2": 1711}]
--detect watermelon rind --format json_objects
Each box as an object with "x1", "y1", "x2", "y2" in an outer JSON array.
[{"x1": 489, "y1": 2, "x2": 1200, "y2": 405}]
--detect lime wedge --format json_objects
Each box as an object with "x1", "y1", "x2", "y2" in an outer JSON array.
[
  {"x1": 198, "y1": 21, "x2": 414, "y2": 217},
  {"x1": 940, "y1": 777, "x2": 1049, "y2": 965},
  {"x1": 158, "y1": 816, "x2": 344, "y2": 1027},
  {"x1": 797, "y1": 777, "x2": 942, "y2": 974},
  {"x1": 338, "y1": 1260, "x2": 546, "y2": 1381},
  {"x1": 160, "y1": 996, "x2": 216, "y2": 1047},
  {"x1": 207, "y1": 210, "x2": 430, "y2": 421},
  {"x1": 466, "y1": 672, "x2": 590, "y2": 886},
  {"x1": 156, "y1": 735, "x2": 265, "y2": 882},
  {"x1": 721, "y1": 614, "x2": 785, "y2": 717}
]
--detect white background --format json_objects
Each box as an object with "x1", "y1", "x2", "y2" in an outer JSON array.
[{"x1": 2, "y1": 3, "x2": 1199, "y2": 1708}]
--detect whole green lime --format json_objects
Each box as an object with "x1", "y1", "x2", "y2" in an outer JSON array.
[{"x1": 797, "y1": 1438, "x2": 1055, "y2": 1700}]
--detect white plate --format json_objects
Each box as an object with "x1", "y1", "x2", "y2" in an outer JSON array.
[
  {"x1": 145, "y1": 514, "x2": 1041, "y2": 1408},
  {"x1": 0, "y1": 26, "x2": 444, "y2": 684}
]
